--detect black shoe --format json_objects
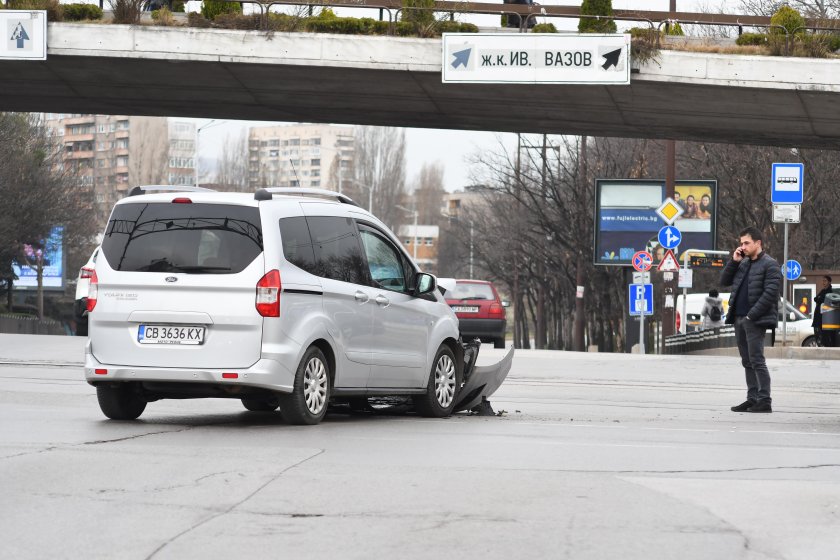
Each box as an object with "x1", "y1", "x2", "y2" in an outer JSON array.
[
  {"x1": 730, "y1": 400, "x2": 755, "y2": 412},
  {"x1": 747, "y1": 401, "x2": 772, "y2": 413}
]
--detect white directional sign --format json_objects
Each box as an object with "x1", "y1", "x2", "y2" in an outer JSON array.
[
  {"x1": 442, "y1": 33, "x2": 630, "y2": 85},
  {"x1": 1, "y1": 11, "x2": 46, "y2": 61}
]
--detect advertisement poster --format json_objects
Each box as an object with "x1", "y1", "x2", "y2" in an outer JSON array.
[
  {"x1": 11, "y1": 225, "x2": 65, "y2": 290},
  {"x1": 594, "y1": 180, "x2": 717, "y2": 266}
]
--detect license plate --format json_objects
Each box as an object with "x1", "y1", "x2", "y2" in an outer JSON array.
[
  {"x1": 138, "y1": 324, "x2": 205, "y2": 345},
  {"x1": 452, "y1": 306, "x2": 479, "y2": 313}
]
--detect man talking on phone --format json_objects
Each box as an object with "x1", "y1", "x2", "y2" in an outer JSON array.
[{"x1": 720, "y1": 227, "x2": 782, "y2": 413}]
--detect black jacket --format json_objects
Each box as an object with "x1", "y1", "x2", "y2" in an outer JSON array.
[
  {"x1": 719, "y1": 251, "x2": 782, "y2": 328},
  {"x1": 813, "y1": 287, "x2": 833, "y2": 328}
]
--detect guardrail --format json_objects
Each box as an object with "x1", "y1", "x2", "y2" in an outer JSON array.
[
  {"x1": 664, "y1": 325, "x2": 774, "y2": 354},
  {"x1": 0, "y1": 314, "x2": 67, "y2": 336}
]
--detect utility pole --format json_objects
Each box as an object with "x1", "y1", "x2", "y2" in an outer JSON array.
[
  {"x1": 514, "y1": 133, "x2": 522, "y2": 349},
  {"x1": 573, "y1": 136, "x2": 587, "y2": 352}
]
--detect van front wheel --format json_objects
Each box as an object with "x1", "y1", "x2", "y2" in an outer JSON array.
[{"x1": 414, "y1": 345, "x2": 461, "y2": 418}]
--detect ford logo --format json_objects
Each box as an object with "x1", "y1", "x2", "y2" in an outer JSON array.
[{"x1": 165, "y1": 277, "x2": 178, "y2": 283}]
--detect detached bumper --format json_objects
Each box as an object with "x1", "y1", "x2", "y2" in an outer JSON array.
[{"x1": 453, "y1": 346, "x2": 514, "y2": 412}]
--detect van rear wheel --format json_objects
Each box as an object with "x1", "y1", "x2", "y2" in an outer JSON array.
[
  {"x1": 280, "y1": 346, "x2": 330, "y2": 425},
  {"x1": 241, "y1": 397, "x2": 280, "y2": 412},
  {"x1": 97, "y1": 385, "x2": 146, "y2": 420}
]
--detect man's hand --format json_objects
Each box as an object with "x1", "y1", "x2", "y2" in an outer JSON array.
[{"x1": 733, "y1": 247, "x2": 744, "y2": 262}]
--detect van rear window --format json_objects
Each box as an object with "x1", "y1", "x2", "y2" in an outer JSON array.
[{"x1": 101, "y1": 202, "x2": 263, "y2": 273}]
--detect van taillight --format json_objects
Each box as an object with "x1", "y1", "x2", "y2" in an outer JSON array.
[
  {"x1": 172, "y1": 197, "x2": 192, "y2": 204},
  {"x1": 86, "y1": 270, "x2": 98, "y2": 312},
  {"x1": 79, "y1": 266, "x2": 94, "y2": 280},
  {"x1": 256, "y1": 269, "x2": 281, "y2": 317},
  {"x1": 676, "y1": 311, "x2": 681, "y2": 332}
]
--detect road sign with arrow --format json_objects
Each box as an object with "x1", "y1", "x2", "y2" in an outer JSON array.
[
  {"x1": 442, "y1": 33, "x2": 630, "y2": 85},
  {"x1": 1, "y1": 11, "x2": 46, "y2": 60}
]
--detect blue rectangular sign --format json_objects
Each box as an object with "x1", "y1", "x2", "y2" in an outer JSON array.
[
  {"x1": 771, "y1": 163, "x2": 804, "y2": 204},
  {"x1": 628, "y1": 283, "x2": 653, "y2": 316},
  {"x1": 11, "y1": 225, "x2": 65, "y2": 291}
]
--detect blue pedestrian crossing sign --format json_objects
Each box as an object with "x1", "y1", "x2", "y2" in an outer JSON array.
[
  {"x1": 771, "y1": 163, "x2": 804, "y2": 204},
  {"x1": 784, "y1": 259, "x2": 802, "y2": 281},
  {"x1": 657, "y1": 226, "x2": 682, "y2": 250},
  {"x1": 628, "y1": 283, "x2": 653, "y2": 316}
]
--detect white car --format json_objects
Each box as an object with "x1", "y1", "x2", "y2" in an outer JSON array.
[
  {"x1": 73, "y1": 247, "x2": 99, "y2": 336},
  {"x1": 84, "y1": 186, "x2": 467, "y2": 424}
]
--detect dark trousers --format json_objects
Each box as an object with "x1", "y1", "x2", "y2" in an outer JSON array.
[{"x1": 734, "y1": 316, "x2": 771, "y2": 403}]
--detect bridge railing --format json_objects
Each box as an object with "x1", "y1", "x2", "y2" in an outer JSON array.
[{"x1": 193, "y1": 0, "x2": 840, "y2": 50}]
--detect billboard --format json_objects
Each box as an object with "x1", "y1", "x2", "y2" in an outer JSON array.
[
  {"x1": 594, "y1": 180, "x2": 717, "y2": 266},
  {"x1": 11, "y1": 225, "x2": 65, "y2": 290}
]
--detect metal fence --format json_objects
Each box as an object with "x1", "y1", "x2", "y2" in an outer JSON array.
[
  {"x1": 0, "y1": 315, "x2": 67, "y2": 336},
  {"x1": 664, "y1": 325, "x2": 774, "y2": 354}
]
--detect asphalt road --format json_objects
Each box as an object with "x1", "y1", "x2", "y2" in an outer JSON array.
[{"x1": 2, "y1": 333, "x2": 840, "y2": 560}]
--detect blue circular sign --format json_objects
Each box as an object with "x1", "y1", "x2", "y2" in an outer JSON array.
[
  {"x1": 784, "y1": 259, "x2": 802, "y2": 281},
  {"x1": 658, "y1": 226, "x2": 682, "y2": 250}
]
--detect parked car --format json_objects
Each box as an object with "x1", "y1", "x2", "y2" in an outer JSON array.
[
  {"x1": 73, "y1": 247, "x2": 99, "y2": 336},
  {"x1": 676, "y1": 292, "x2": 817, "y2": 346},
  {"x1": 85, "y1": 186, "x2": 465, "y2": 424},
  {"x1": 443, "y1": 279, "x2": 508, "y2": 348}
]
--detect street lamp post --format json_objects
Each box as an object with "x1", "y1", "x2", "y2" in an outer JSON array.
[{"x1": 194, "y1": 119, "x2": 225, "y2": 187}]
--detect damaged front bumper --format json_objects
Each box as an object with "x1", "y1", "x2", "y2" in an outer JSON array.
[{"x1": 453, "y1": 338, "x2": 514, "y2": 413}]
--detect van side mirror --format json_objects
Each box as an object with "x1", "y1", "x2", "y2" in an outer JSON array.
[{"x1": 413, "y1": 272, "x2": 436, "y2": 296}]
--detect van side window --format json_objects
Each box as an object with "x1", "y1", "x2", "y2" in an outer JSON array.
[
  {"x1": 305, "y1": 217, "x2": 365, "y2": 285},
  {"x1": 358, "y1": 226, "x2": 409, "y2": 293},
  {"x1": 279, "y1": 217, "x2": 317, "y2": 275}
]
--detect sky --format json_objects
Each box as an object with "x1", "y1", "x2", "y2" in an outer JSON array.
[{"x1": 186, "y1": 0, "x2": 743, "y2": 192}]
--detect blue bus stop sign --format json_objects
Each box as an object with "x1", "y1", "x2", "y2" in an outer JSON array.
[
  {"x1": 771, "y1": 163, "x2": 804, "y2": 204},
  {"x1": 784, "y1": 260, "x2": 802, "y2": 281}
]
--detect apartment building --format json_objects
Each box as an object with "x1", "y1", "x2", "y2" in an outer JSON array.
[
  {"x1": 399, "y1": 224, "x2": 440, "y2": 274},
  {"x1": 43, "y1": 114, "x2": 195, "y2": 225},
  {"x1": 247, "y1": 124, "x2": 354, "y2": 191}
]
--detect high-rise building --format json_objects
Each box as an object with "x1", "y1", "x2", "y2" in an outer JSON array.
[
  {"x1": 247, "y1": 124, "x2": 354, "y2": 191},
  {"x1": 42, "y1": 114, "x2": 195, "y2": 225}
]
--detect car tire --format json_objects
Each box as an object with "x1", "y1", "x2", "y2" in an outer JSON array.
[
  {"x1": 96, "y1": 385, "x2": 146, "y2": 420},
  {"x1": 494, "y1": 337, "x2": 505, "y2": 349},
  {"x1": 802, "y1": 336, "x2": 819, "y2": 347},
  {"x1": 241, "y1": 397, "x2": 280, "y2": 412},
  {"x1": 280, "y1": 346, "x2": 330, "y2": 425},
  {"x1": 413, "y1": 345, "x2": 461, "y2": 418}
]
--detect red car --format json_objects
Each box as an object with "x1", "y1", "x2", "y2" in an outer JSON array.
[{"x1": 445, "y1": 279, "x2": 508, "y2": 348}]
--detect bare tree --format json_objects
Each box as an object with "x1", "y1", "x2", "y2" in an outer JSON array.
[
  {"x1": 215, "y1": 130, "x2": 249, "y2": 191},
  {"x1": 411, "y1": 162, "x2": 446, "y2": 224},
  {"x1": 352, "y1": 126, "x2": 407, "y2": 230},
  {"x1": 0, "y1": 113, "x2": 95, "y2": 318},
  {"x1": 740, "y1": 0, "x2": 840, "y2": 17}
]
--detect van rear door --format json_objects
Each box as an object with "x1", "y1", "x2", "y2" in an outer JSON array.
[{"x1": 90, "y1": 200, "x2": 265, "y2": 369}]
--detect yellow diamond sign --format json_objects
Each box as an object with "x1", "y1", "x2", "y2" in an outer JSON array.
[{"x1": 656, "y1": 198, "x2": 684, "y2": 225}]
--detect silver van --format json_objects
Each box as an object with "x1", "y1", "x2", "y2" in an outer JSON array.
[{"x1": 85, "y1": 187, "x2": 467, "y2": 424}]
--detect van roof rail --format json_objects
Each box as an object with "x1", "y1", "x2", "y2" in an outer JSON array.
[
  {"x1": 128, "y1": 185, "x2": 216, "y2": 197},
  {"x1": 255, "y1": 187, "x2": 360, "y2": 207}
]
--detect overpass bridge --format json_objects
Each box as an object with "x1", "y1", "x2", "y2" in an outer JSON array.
[{"x1": 1, "y1": 22, "x2": 840, "y2": 148}]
